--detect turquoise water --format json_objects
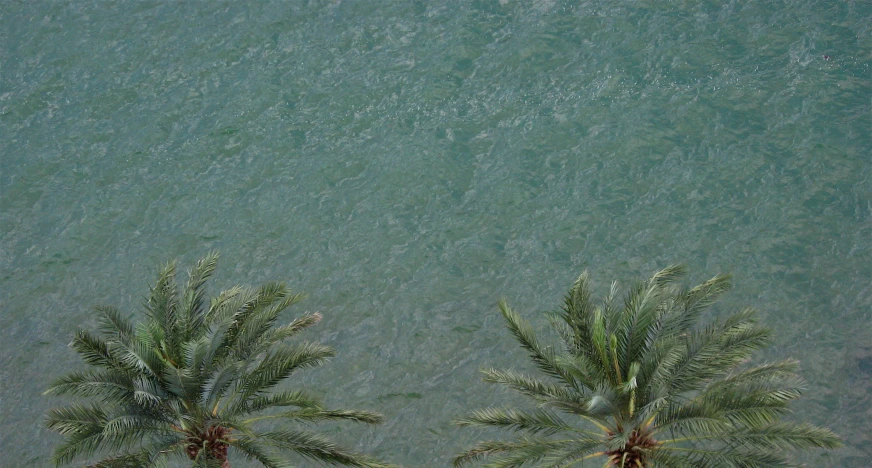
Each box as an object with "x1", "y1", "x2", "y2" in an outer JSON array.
[{"x1": 1, "y1": 1, "x2": 869, "y2": 466}]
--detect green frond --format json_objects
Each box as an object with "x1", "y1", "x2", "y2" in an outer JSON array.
[
  {"x1": 70, "y1": 329, "x2": 128, "y2": 371},
  {"x1": 51, "y1": 428, "x2": 108, "y2": 467},
  {"x1": 545, "y1": 310, "x2": 577, "y2": 354},
  {"x1": 233, "y1": 298, "x2": 287, "y2": 355},
  {"x1": 231, "y1": 438, "x2": 294, "y2": 468},
  {"x1": 723, "y1": 422, "x2": 843, "y2": 451},
  {"x1": 101, "y1": 415, "x2": 174, "y2": 442},
  {"x1": 554, "y1": 394, "x2": 616, "y2": 421},
  {"x1": 654, "y1": 375, "x2": 806, "y2": 437},
  {"x1": 564, "y1": 271, "x2": 595, "y2": 318},
  {"x1": 590, "y1": 307, "x2": 616, "y2": 386},
  {"x1": 145, "y1": 260, "x2": 180, "y2": 344},
  {"x1": 454, "y1": 407, "x2": 575, "y2": 435},
  {"x1": 678, "y1": 274, "x2": 731, "y2": 322},
  {"x1": 48, "y1": 408, "x2": 172, "y2": 467},
  {"x1": 482, "y1": 450, "x2": 551, "y2": 468},
  {"x1": 537, "y1": 437, "x2": 606, "y2": 467},
  {"x1": 654, "y1": 412, "x2": 734, "y2": 439},
  {"x1": 499, "y1": 300, "x2": 575, "y2": 386},
  {"x1": 180, "y1": 251, "x2": 219, "y2": 337},
  {"x1": 205, "y1": 285, "x2": 245, "y2": 325},
  {"x1": 95, "y1": 306, "x2": 135, "y2": 345},
  {"x1": 230, "y1": 390, "x2": 324, "y2": 417},
  {"x1": 45, "y1": 404, "x2": 108, "y2": 436},
  {"x1": 200, "y1": 320, "x2": 233, "y2": 376},
  {"x1": 552, "y1": 353, "x2": 605, "y2": 393},
  {"x1": 452, "y1": 438, "x2": 576, "y2": 468},
  {"x1": 228, "y1": 341, "x2": 334, "y2": 410},
  {"x1": 120, "y1": 324, "x2": 165, "y2": 377},
  {"x1": 229, "y1": 290, "x2": 307, "y2": 360},
  {"x1": 601, "y1": 280, "x2": 622, "y2": 332},
  {"x1": 131, "y1": 375, "x2": 166, "y2": 408},
  {"x1": 88, "y1": 448, "x2": 172, "y2": 468},
  {"x1": 561, "y1": 271, "x2": 595, "y2": 351},
  {"x1": 202, "y1": 360, "x2": 244, "y2": 408},
  {"x1": 481, "y1": 368, "x2": 577, "y2": 402},
  {"x1": 181, "y1": 335, "x2": 211, "y2": 376},
  {"x1": 649, "y1": 313, "x2": 772, "y2": 397},
  {"x1": 651, "y1": 447, "x2": 790, "y2": 468},
  {"x1": 258, "y1": 408, "x2": 385, "y2": 425},
  {"x1": 213, "y1": 284, "x2": 288, "y2": 361},
  {"x1": 44, "y1": 370, "x2": 133, "y2": 401},
  {"x1": 252, "y1": 429, "x2": 380, "y2": 466},
  {"x1": 256, "y1": 312, "x2": 322, "y2": 350},
  {"x1": 617, "y1": 282, "x2": 662, "y2": 371},
  {"x1": 648, "y1": 264, "x2": 687, "y2": 288}
]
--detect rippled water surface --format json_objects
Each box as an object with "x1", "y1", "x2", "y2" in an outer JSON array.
[{"x1": 2, "y1": 1, "x2": 870, "y2": 466}]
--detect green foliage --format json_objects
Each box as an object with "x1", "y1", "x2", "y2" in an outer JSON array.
[
  {"x1": 454, "y1": 266, "x2": 841, "y2": 467},
  {"x1": 45, "y1": 252, "x2": 390, "y2": 468}
]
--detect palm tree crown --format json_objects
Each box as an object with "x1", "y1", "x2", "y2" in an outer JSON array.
[
  {"x1": 454, "y1": 265, "x2": 841, "y2": 467},
  {"x1": 45, "y1": 252, "x2": 388, "y2": 468}
]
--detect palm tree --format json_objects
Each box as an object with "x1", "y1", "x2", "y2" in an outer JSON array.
[
  {"x1": 45, "y1": 252, "x2": 389, "y2": 468},
  {"x1": 454, "y1": 265, "x2": 841, "y2": 467}
]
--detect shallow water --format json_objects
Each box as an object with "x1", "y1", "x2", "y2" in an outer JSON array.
[{"x1": 1, "y1": 1, "x2": 870, "y2": 466}]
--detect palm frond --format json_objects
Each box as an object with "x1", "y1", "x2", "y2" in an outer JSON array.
[
  {"x1": 499, "y1": 300, "x2": 575, "y2": 387},
  {"x1": 705, "y1": 359, "x2": 800, "y2": 391},
  {"x1": 721, "y1": 422, "x2": 842, "y2": 451},
  {"x1": 180, "y1": 251, "x2": 219, "y2": 338},
  {"x1": 45, "y1": 404, "x2": 108, "y2": 436},
  {"x1": 453, "y1": 438, "x2": 578, "y2": 468},
  {"x1": 253, "y1": 311, "x2": 321, "y2": 353},
  {"x1": 95, "y1": 306, "x2": 135, "y2": 346},
  {"x1": 204, "y1": 285, "x2": 245, "y2": 326},
  {"x1": 454, "y1": 408, "x2": 576, "y2": 436},
  {"x1": 213, "y1": 283, "x2": 287, "y2": 361},
  {"x1": 259, "y1": 408, "x2": 385, "y2": 425},
  {"x1": 88, "y1": 451, "x2": 164, "y2": 468},
  {"x1": 230, "y1": 389, "x2": 324, "y2": 417},
  {"x1": 51, "y1": 428, "x2": 109, "y2": 467},
  {"x1": 44, "y1": 370, "x2": 133, "y2": 401},
  {"x1": 617, "y1": 282, "x2": 662, "y2": 371},
  {"x1": 674, "y1": 274, "x2": 731, "y2": 330},
  {"x1": 481, "y1": 368, "x2": 577, "y2": 402},
  {"x1": 48, "y1": 408, "x2": 173, "y2": 467},
  {"x1": 69, "y1": 329, "x2": 128, "y2": 371},
  {"x1": 231, "y1": 438, "x2": 294, "y2": 468},
  {"x1": 537, "y1": 437, "x2": 605, "y2": 468},
  {"x1": 648, "y1": 264, "x2": 687, "y2": 288},
  {"x1": 228, "y1": 341, "x2": 334, "y2": 412},
  {"x1": 560, "y1": 271, "x2": 595, "y2": 354},
  {"x1": 651, "y1": 447, "x2": 790, "y2": 468},
  {"x1": 251, "y1": 429, "x2": 381, "y2": 467},
  {"x1": 202, "y1": 360, "x2": 244, "y2": 409},
  {"x1": 145, "y1": 260, "x2": 180, "y2": 349},
  {"x1": 649, "y1": 312, "x2": 772, "y2": 397},
  {"x1": 88, "y1": 447, "x2": 174, "y2": 468},
  {"x1": 230, "y1": 289, "x2": 307, "y2": 360}
]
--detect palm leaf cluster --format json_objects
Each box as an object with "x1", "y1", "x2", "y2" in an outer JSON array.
[
  {"x1": 44, "y1": 252, "x2": 388, "y2": 468},
  {"x1": 454, "y1": 265, "x2": 841, "y2": 467}
]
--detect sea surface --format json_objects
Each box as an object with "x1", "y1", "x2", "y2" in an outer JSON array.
[{"x1": 1, "y1": 1, "x2": 869, "y2": 466}]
